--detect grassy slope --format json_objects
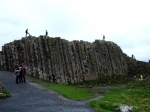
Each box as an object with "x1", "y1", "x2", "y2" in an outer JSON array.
[
  {"x1": 27, "y1": 76, "x2": 150, "y2": 112},
  {"x1": 88, "y1": 82, "x2": 150, "y2": 112},
  {"x1": 44, "y1": 84, "x2": 94, "y2": 100},
  {"x1": 27, "y1": 76, "x2": 95, "y2": 100}
]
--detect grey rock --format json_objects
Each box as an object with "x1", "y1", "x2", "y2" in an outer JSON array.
[{"x1": 0, "y1": 36, "x2": 149, "y2": 84}]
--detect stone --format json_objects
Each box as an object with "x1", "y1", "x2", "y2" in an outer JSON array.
[
  {"x1": 0, "y1": 36, "x2": 150, "y2": 84},
  {"x1": 0, "y1": 93, "x2": 6, "y2": 98}
]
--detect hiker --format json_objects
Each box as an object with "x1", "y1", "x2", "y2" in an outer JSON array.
[
  {"x1": 139, "y1": 75, "x2": 143, "y2": 81},
  {"x1": 103, "y1": 35, "x2": 105, "y2": 40},
  {"x1": 133, "y1": 75, "x2": 137, "y2": 81},
  {"x1": 20, "y1": 64, "x2": 26, "y2": 83},
  {"x1": 15, "y1": 64, "x2": 20, "y2": 84},
  {"x1": 25, "y1": 29, "x2": 30, "y2": 37},
  {"x1": 131, "y1": 54, "x2": 135, "y2": 59},
  {"x1": 45, "y1": 30, "x2": 48, "y2": 36}
]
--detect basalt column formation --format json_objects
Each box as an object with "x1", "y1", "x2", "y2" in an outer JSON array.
[{"x1": 0, "y1": 36, "x2": 129, "y2": 84}]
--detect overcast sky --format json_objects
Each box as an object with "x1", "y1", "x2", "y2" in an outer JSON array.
[{"x1": 0, "y1": 0, "x2": 150, "y2": 62}]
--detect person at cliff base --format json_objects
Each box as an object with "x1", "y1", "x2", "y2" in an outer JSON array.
[
  {"x1": 20, "y1": 64, "x2": 26, "y2": 83},
  {"x1": 15, "y1": 64, "x2": 20, "y2": 84},
  {"x1": 139, "y1": 75, "x2": 143, "y2": 81},
  {"x1": 133, "y1": 75, "x2": 137, "y2": 81}
]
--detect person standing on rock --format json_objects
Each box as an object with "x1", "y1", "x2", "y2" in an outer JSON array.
[
  {"x1": 25, "y1": 29, "x2": 30, "y2": 37},
  {"x1": 45, "y1": 30, "x2": 48, "y2": 36},
  {"x1": 131, "y1": 54, "x2": 135, "y2": 59},
  {"x1": 103, "y1": 35, "x2": 105, "y2": 40}
]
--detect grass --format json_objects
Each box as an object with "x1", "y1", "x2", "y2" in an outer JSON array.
[
  {"x1": 26, "y1": 76, "x2": 96, "y2": 100},
  {"x1": 88, "y1": 81, "x2": 150, "y2": 112},
  {"x1": 44, "y1": 84, "x2": 94, "y2": 100},
  {"x1": 3, "y1": 89, "x2": 11, "y2": 98},
  {"x1": 27, "y1": 76, "x2": 150, "y2": 111},
  {"x1": 0, "y1": 88, "x2": 11, "y2": 98}
]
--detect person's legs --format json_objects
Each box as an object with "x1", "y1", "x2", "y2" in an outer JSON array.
[
  {"x1": 23, "y1": 75, "x2": 26, "y2": 83},
  {"x1": 16, "y1": 75, "x2": 19, "y2": 84},
  {"x1": 19, "y1": 74, "x2": 23, "y2": 83},
  {"x1": 28, "y1": 33, "x2": 30, "y2": 36}
]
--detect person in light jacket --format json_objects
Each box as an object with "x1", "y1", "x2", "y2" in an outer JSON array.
[{"x1": 15, "y1": 64, "x2": 20, "y2": 84}]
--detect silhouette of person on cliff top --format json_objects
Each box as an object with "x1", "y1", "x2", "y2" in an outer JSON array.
[
  {"x1": 45, "y1": 30, "x2": 48, "y2": 36},
  {"x1": 25, "y1": 29, "x2": 30, "y2": 37},
  {"x1": 103, "y1": 35, "x2": 105, "y2": 40},
  {"x1": 131, "y1": 54, "x2": 135, "y2": 59}
]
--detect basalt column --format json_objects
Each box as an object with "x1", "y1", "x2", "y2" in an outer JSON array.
[{"x1": 0, "y1": 36, "x2": 130, "y2": 84}]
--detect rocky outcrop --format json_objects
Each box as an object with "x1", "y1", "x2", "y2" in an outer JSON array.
[
  {"x1": 125, "y1": 56, "x2": 150, "y2": 83},
  {"x1": 0, "y1": 36, "x2": 149, "y2": 84}
]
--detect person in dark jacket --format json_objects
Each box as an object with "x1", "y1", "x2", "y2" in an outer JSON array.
[
  {"x1": 20, "y1": 64, "x2": 26, "y2": 83},
  {"x1": 25, "y1": 29, "x2": 30, "y2": 37},
  {"x1": 45, "y1": 30, "x2": 48, "y2": 36}
]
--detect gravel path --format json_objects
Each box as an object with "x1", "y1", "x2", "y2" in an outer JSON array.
[{"x1": 0, "y1": 71, "x2": 99, "y2": 112}]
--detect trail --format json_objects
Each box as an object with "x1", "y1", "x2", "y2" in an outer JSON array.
[{"x1": 0, "y1": 71, "x2": 99, "y2": 112}]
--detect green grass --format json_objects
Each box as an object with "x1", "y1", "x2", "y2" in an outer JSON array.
[
  {"x1": 88, "y1": 81, "x2": 150, "y2": 112},
  {"x1": 27, "y1": 76, "x2": 150, "y2": 111},
  {"x1": 0, "y1": 88, "x2": 11, "y2": 98},
  {"x1": 3, "y1": 89, "x2": 11, "y2": 98},
  {"x1": 44, "y1": 84, "x2": 94, "y2": 100},
  {"x1": 26, "y1": 76, "x2": 95, "y2": 100}
]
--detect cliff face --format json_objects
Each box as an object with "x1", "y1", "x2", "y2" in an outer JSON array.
[
  {"x1": 0, "y1": 36, "x2": 149, "y2": 84},
  {"x1": 126, "y1": 56, "x2": 150, "y2": 83}
]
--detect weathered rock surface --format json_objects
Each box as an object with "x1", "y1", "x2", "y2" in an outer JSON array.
[
  {"x1": 125, "y1": 55, "x2": 150, "y2": 83},
  {"x1": 0, "y1": 36, "x2": 149, "y2": 84}
]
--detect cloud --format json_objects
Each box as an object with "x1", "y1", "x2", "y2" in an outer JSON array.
[{"x1": 0, "y1": 0, "x2": 150, "y2": 62}]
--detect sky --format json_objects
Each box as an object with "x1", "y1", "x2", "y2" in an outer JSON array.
[{"x1": 0, "y1": 0, "x2": 150, "y2": 62}]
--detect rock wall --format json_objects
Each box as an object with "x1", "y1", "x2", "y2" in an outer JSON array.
[
  {"x1": 125, "y1": 56, "x2": 150, "y2": 83},
  {"x1": 0, "y1": 36, "x2": 149, "y2": 84}
]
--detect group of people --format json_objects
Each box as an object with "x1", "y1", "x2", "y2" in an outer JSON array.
[
  {"x1": 133, "y1": 75, "x2": 143, "y2": 81},
  {"x1": 15, "y1": 64, "x2": 26, "y2": 84},
  {"x1": 25, "y1": 29, "x2": 48, "y2": 37}
]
